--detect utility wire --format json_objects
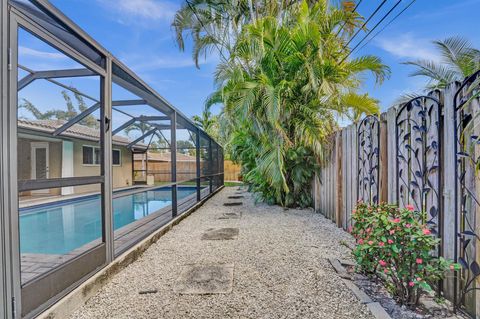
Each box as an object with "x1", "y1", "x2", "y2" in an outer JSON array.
[
  {"x1": 343, "y1": 0, "x2": 404, "y2": 62},
  {"x1": 335, "y1": 0, "x2": 364, "y2": 37},
  {"x1": 185, "y1": 0, "x2": 229, "y2": 62},
  {"x1": 355, "y1": 0, "x2": 417, "y2": 53},
  {"x1": 343, "y1": 0, "x2": 388, "y2": 48}
]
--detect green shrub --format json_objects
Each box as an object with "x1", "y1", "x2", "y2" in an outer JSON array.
[{"x1": 350, "y1": 202, "x2": 459, "y2": 307}]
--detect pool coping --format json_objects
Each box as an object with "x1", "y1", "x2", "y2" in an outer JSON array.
[{"x1": 35, "y1": 185, "x2": 224, "y2": 319}]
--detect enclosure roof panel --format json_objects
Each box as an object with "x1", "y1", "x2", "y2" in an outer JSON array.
[{"x1": 10, "y1": 0, "x2": 221, "y2": 145}]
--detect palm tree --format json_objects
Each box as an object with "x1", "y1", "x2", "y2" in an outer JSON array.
[
  {"x1": 192, "y1": 105, "x2": 219, "y2": 139},
  {"x1": 172, "y1": 0, "x2": 359, "y2": 67},
  {"x1": 404, "y1": 36, "x2": 480, "y2": 90},
  {"x1": 211, "y1": 1, "x2": 389, "y2": 206}
]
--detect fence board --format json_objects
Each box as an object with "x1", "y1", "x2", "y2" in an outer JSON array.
[
  {"x1": 379, "y1": 113, "x2": 388, "y2": 202},
  {"x1": 386, "y1": 107, "x2": 397, "y2": 203},
  {"x1": 336, "y1": 132, "x2": 343, "y2": 227},
  {"x1": 442, "y1": 83, "x2": 458, "y2": 300},
  {"x1": 310, "y1": 83, "x2": 480, "y2": 316}
]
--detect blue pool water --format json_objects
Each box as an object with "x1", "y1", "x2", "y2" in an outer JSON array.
[{"x1": 20, "y1": 187, "x2": 197, "y2": 255}]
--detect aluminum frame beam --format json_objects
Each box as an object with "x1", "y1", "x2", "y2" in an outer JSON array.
[
  {"x1": 126, "y1": 128, "x2": 157, "y2": 149},
  {"x1": 18, "y1": 65, "x2": 99, "y2": 102},
  {"x1": 11, "y1": 0, "x2": 220, "y2": 145},
  {"x1": 52, "y1": 102, "x2": 99, "y2": 136},
  {"x1": 53, "y1": 99, "x2": 147, "y2": 136},
  {"x1": 18, "y1": 68, "x2": 95, "y2": 90},
  {"x1": 170, "y1": 112, "x2": 177, "y2": 217}
]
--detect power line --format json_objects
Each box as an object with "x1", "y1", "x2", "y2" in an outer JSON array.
[
  {"x1": 355, "y1": 0, "x2": 417, "y2": 53},
  {"x1": 335, "y1": 0, "x2": 364, "y2": 37},
  {"x1": 344, "y1": 0, "x2": 388, "y2": 48},
  {"x1": 346, "y1": 0, "x2": 404, "y2": 59}
]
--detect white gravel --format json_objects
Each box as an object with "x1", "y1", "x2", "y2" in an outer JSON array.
[{"x1": 69, "y1": 187, "x2": 373, "y2": 319}]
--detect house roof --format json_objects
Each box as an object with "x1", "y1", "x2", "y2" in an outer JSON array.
[
  {"x1": 133, "y1": 152, "x2": 197, "y2": 162},
  {"x1": 17, "y1": 119, "x2": 145, "y2": 148}
]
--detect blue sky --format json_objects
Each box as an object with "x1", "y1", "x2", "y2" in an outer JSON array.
[{"x1": 27, "y1": 0, "x2": 480, "y2": 118}]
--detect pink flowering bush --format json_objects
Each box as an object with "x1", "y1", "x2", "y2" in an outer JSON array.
[{"x1": 350, "y1": 202, "x2": 459, "y2": 307}]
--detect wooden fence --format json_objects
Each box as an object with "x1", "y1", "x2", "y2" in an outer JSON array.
[
  {"x1": 133, "y1": 159, "x2": 242, "y2": 182},
  {"x1": 312, "y1": 78, "x2": 480, "y2": 317},
  {"x1": 224, "y1": 160, "x2": 242, "y2": 181}
]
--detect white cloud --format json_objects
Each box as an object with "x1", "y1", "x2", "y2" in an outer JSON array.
[
  {"x1": 18, "y1": 46, "x2": 67, "y2": 60},
  {"x1": 375, "y1": 33, "x2": 441, "y2": 62},
  {"x1": 97, "y1": 0, "x2": 178, "y2": 25}
]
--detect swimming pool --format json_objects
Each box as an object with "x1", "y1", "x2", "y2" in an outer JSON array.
[{"x1": 19, "y1": 186, "x2": 197, "y2": 255}]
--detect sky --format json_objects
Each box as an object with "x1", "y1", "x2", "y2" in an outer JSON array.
[{"x1": 21, "y1": 0, "x2": 480, "y2": 119}]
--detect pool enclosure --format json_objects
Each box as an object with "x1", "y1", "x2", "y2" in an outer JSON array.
[{"x1": 0, "y1": 1, "x2": 224, "y2": 318}]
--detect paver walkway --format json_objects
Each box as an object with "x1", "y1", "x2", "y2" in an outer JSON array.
[{"x1": 70, "y1": 187, "x2": 373, "y2": 319}]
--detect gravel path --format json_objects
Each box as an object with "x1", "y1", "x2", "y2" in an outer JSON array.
[{"x1": 69, "y1": 187, "x2": 373, "y2": 319}]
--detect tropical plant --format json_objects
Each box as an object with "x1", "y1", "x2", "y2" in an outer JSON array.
[
  {"x1": 351, "y1": 202, "x2": 458, "y2": 307},
  {"x1": 174, "y1": 0, "x2": 388, "y2": 207},
  {"x1": 192, "y1": 104, "x2": 219, "y2": 140},
  {"x1": 404, "y1": 36, "x2": 480, "y2": 90},
  {"x1": 173, "y1": 0, "x2": 359, "y2": 67},
  {"x1": 210, "y1": 1, "x2": 388, "y2": 207}
]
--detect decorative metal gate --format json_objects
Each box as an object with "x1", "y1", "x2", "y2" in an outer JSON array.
[
  {"x1": 357, "y1": 115, "x2": 380, "y2": 204},
  {"x1": 395, "y1": 96, "x2": 442, "y2": 234},
  {"x1": 453, "y1": 70, "x2": 480, "y2": 311}
]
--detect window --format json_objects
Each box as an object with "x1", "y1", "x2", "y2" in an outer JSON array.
[
  {"x1": 113, "y1": 149, "x2": 121, "y2": 166},
  {"x1": 82, "y1": 146, "x2": 99, "y2": 165},
  {"x1": 82, "y1": 146, "x2": 121, "y2": 166}
]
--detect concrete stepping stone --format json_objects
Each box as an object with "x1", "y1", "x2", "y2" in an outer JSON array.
[
  {"x1": 223, "y1": 202, "x2": 242, "y2": 206},
  {"x1": 174, "y1": 263, "x2": 234, "y2": 294},
  {"x1": 201, "y1": 228, "x2": 239, "y2": 240},
  {"x1": 228, "y1": 195, "x2": 244, "y2": 199},
  {"x1": 138, "y1": 289, "x2": 158, "y2": 295},
  {"x1": 218, "y1": 212, "x2": 242, "y2": 220}
]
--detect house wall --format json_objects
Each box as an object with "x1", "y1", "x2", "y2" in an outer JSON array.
[
  {"x1": 73, "y1": 141, "x2": 133, "y2": 193},
  {"x1": 18, "y1": 137, "x2": 63, "y2": 196},
  {"x1": 18, "y1": 136, "x2": 133, "y2": 196}
]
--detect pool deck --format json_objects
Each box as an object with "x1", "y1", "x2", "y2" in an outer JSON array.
[
  {"x1": 67, "y1": 187, "x2": 373, "y2": 319},
  {"x1": 20, "y1": 188, "x2": 210, "y2": 285}
]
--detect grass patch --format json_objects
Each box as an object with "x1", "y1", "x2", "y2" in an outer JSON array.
[{"x1": 224, "y1": 181, "x2": 244, "y2": 187}]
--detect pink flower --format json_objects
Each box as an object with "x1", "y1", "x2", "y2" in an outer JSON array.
[
  {"x1": 368, "y1": 241, "x2": 374, "y2": 245},
  {"x1": 352, "y1": 209, "x2": 356, "y2": 214},
  {"x1": 408, "y1": 282, "x2": 415, "y2": 287},
  {"x1": 366, "y1": 228, "x2": 372, "y2": 233},
  {"x1": 358, "y1": 239, "x2": 364, "y2": 245},
  {"x1": 406, "y1": 204, "x2": 415, "y2": 211},
  {"x1": 422, "y1": 228, "x2": 431, "y2": 235},
  {"x1": 384, "y1": 269, "x2": 388, "y2": 274},
  {"x1": 347, "y1": 226, "x2": 353, "y2": 233},
  {"x1": 405, "y1": 223, "x2": 411, "y2": 228},
  {"x1": 392, "y1": 218, "x2": 401, "y2": 223},
  {"x1": 388, "y1": 239, "x2": 394, "y2": 244},
  {"x1": 379, "y1": 242, "x2": 385, "y2": 247},
  {"x1": 416, "y1": 277, "x2": 422, "y2": 281},
  {"x1": 379, "y1": 260, "x2": 387, "y2": 267},
  {"x1": 416, "y1": 258, "x2": 423, "y2": 264},
  {"x1": 389, "y1": 229, "x2": 395, "y2": 235}
]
